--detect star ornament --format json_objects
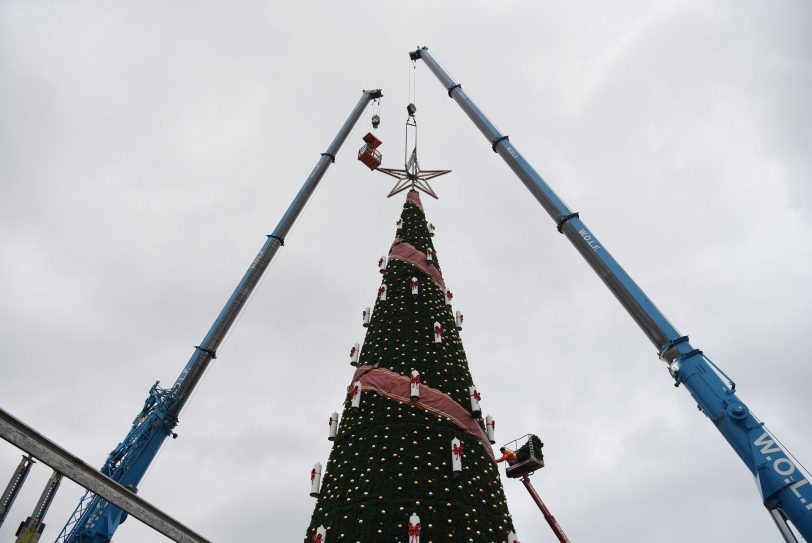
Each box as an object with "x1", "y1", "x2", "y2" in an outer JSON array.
[{"x1": 377, "y1": 148, "x2": 451, "y2": 199}]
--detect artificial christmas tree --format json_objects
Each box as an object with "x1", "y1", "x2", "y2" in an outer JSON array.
[{"x1": 304, "y1": 190, "x2": 516, "y2": 542}]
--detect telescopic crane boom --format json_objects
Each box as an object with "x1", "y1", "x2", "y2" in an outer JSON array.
[
  {"x1": 54, "y1": 88, "x2": 382, "y2": 543},
  {"x1": 409, "y1": 45, "x2": 811, "y2": 540}
]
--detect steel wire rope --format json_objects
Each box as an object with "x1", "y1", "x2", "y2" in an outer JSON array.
[
  {"x1": 403, "y1": 58, "x2": 419, "y2": 170},
  {"x1": 413, "y1": 58, "x2": 417, "y2": 165}
]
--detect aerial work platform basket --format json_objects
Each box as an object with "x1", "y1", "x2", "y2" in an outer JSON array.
[
  {"x1": 503, "y1": 434, "x2": 544, "y2": 478},
  {"x1": 358, "y1": 132, "x2": 382, "y2": 170}
]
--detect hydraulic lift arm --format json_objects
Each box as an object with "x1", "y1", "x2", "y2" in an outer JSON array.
[
  {"x1": 55, "y1": 88, "x2": 382, "y2": 543},
  {"x1": 410, "y1": 45, "x2": 811, "y2": 539}
]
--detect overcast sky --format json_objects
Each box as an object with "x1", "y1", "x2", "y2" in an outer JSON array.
[{"x1": 1, "y1": 1, "x2": 811, "y2": 542}]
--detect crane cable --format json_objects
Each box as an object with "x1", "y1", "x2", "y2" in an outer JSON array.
[{"x1": 405, "y1": 59, "x2": 418, "y2": 169}]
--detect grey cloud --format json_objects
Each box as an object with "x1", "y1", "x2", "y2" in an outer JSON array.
[{"x1": 1, "y1": 1, "x2": 810, "y2": 542}]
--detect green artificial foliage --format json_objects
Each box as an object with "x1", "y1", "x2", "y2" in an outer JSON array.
[
  {"x1": 305, "y1": 192, "x2": 516, "y2": 542},
  {"x1": 514, "y1": 435, "x2": 544, "y2": 463}
]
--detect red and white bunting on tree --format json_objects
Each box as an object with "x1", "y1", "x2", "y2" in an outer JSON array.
[
  {"x1": 410, "y1": 370, "x2": 420, "y2": 401},
  {"x1": 408, "y1": 513, "x2": 421, "y2": 543},
  {"x1": 451, "y1": 437, "x2": 464, "y2": 475},
  {"x1": 349, "y1": 343, "x2": 360, "y2": 366},
  {"x1": 485, "y1": 415, "x2": 495, "y2": 444},
  {"x1": 426, "y1": 248, "x2": 434, "y2": 263},
  {"x1": 328, "y1": 412, "x2": 339, "y2": 441},
  {"x1": 507, "y1": 531, "x2": 519, "y2": 543},
  {"x1": 362, "y1": 307, "x2": 371, "y2": 327},
  {"x1": 378, "y1": 255, "x2": 388, "y2": 273},
  {"x1": 378, "y1": 284, "x2": 387, "y2": 301},
  {"x1": 410, "y1": 277, "x2": 419, "y2": 295},
  {"x1": 311, "y1": 526, "x2": 326, "y2": 543},
  {"x1": 469, "y1": 385, "x2": 482, "y2": 415},
  {"x1": 455, "y1": 310, "x2": 463, "y2": 330},
  {"x1": 349, "y1": 381, "x2": 362, "y2": 409},
  {"x1": 444, "y1": 288, "x2": 453, "y2": 306},
  {"x1": 309, "y1": 462, "x2": 322, "y2": 497},
  {"x1": 433, "y1": 321, "x2": 443, "y2": 343}
]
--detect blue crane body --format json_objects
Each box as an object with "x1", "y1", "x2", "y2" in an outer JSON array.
[
  {"x1": 54, "y1": 89, "x2": 382, "y2": 543},
  {"x1": 410, "y1": 46, "x2": 811, "y2": 540}
]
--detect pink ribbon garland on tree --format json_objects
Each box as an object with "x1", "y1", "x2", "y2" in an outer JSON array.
[
  {"x1": 388, "y1": 243, "x2": 446, "y2": 290},
  {"x1": 349, "y1": 366, "x2": 495, "y2": 460}
]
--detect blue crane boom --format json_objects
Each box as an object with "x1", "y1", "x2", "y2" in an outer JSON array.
[
  {"x1": 409, "y1": 45, "x2": 811, "y2": 540},
  {"x1": 55, "y1": 88, "x2": 382, "y2": 543}
]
